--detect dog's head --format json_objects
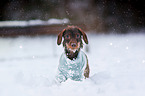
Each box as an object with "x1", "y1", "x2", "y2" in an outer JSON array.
[{"x1": 57, "y1": 25, "x2": 88, "y2": 53}]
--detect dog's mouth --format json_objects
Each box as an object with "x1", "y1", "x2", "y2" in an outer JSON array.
[{"x1": 66, "y1": 42, "x2": 80, "y2": 53}]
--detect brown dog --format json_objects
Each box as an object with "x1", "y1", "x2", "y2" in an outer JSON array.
[{"x1": 56, "y1": 25, "x2": 90, "y2": 83}]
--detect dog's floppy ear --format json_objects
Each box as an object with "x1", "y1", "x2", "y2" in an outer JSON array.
[
  {"x1": 78, "y1": 27, "x2": 88, "y2": 44},
  {"x1": 57, "y1": 29, "x2": 65, "y2": 45}
]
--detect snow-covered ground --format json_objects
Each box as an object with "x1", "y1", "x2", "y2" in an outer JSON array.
[
  {"x1": 0, "y1": 18, "x2": 69, "y2": 27},
  {"x1": 0, "y1": 33, "x2": 145, "y2": 96}
]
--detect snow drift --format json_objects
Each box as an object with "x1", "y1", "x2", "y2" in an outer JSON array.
[{"x1": 0, "y1": 18, "x2": 69, "y2": 27}]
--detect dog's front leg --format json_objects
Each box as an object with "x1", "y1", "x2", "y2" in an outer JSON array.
[{"x1": 84, "y1": 63, "x2": 90, "y2": 79}]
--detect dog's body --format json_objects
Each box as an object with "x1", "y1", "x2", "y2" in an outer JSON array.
[{"x1": 56, "y1": 25, "x2": 90, "y2": 83}]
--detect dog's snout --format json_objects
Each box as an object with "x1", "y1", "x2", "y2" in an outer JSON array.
[{"x1": 71, "y1": 43, "x2": 76, "y2": 47}]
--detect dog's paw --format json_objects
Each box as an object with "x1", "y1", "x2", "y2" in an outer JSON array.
[{"x1": 84, "y1": 69, "x2": 89, "y2": 79}]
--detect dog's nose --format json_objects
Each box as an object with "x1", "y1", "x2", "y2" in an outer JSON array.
[{"x1": 71, "y1": 43, "x2": 76, "y2": 47}]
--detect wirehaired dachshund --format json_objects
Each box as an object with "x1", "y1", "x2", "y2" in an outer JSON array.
[{"x1": 56, "y1": 25, "x2": 90, "y2": 83}]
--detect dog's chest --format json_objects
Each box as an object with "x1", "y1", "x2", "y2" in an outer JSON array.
[
  {"x1": 64, "y1": 58, "x2": 82, "y2": 72},
  {"x1": 59, "y1": 51, "x2": 86, "y2": 75}
]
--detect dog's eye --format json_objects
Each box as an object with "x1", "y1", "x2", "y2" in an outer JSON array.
[
  {"x1": 65, "y1": 35, "x2": 70, "y2": 39},
  {"x1": 76, "y1": 34, "x2": 80, "y2": 38}
]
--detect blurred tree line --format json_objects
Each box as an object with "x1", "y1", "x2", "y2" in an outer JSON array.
[{"x1": 0, "y1": 0, "x2": 145, "y2": 33}]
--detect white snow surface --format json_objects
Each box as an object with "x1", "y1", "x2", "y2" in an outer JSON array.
[
  {"x1": 0, "y1": 18, "x2": 69, "y2": 27},
  {"x1": 0, "y1": 33, "x2": 145, "y2": 96}
]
